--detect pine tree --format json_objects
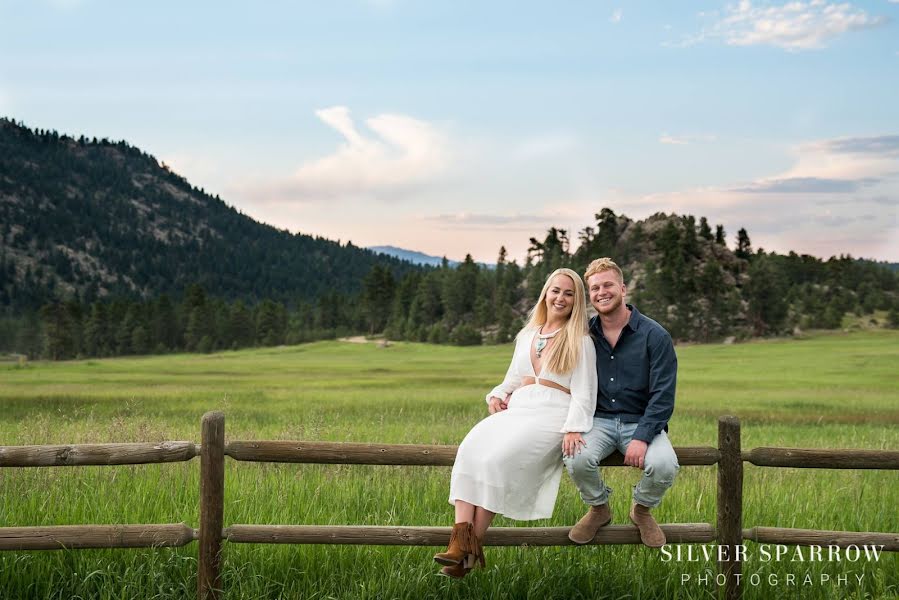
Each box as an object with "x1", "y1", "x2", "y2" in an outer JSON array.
[
  {"x1": 131, "y1": 324, "x2": 149, "y2": 355},
  {"x1": 887, "y1": 304, "x2": 899, "y2": 329},
  {"x1": 256, "y1": 299, "x2": 286, "y2": 346},
  {"x1": 745, "y1": 254, "x2": 788, "y2": 335},
  {"x1": 228, "y1": 300, "x2": 255, "y2": 348},
  {"x1": 152, "y1": 294, "x2": 178, "y2": 351},
  {"x1": 362, "y1": 265, "x2": 396, "y2": 334},
  {"x1": 735, "y1": 228, "x2": 752, "y2": 261},
  {"x1": 182, "y1": 284, "x2": 214, "y2": 350},
  {"x1": 699, "y1": 217, "x2": 713, "y2": 241},
  {"x1": 715, "y1": 224, "x2": 726, "y2": 246},
  {"x1": 40, "y1": 302, "x2": 76, "y2": 360},
  {"x1": 84, "y1": 302, "x2": 109, "y2": 356}
]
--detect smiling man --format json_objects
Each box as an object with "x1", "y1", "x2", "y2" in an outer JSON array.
[{"x1": 563, "y1": 257, "x2": 679, "y2": 548}]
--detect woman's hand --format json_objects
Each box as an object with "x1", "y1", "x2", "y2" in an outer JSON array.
[
  {"x1": 488, "y1": 394, "x2": 510, "y2": 414},
  {"x1": 562, "y1": 432, "x2": 586, "y2": 458}
]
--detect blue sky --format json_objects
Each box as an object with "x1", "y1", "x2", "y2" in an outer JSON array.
[{"x1": 2, "y1": 0, "x2": 897, "y2": 262}]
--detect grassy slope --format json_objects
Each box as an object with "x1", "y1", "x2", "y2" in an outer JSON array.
[{"x1": 1, "y1": 331, "x2": 897, "y2": 599}]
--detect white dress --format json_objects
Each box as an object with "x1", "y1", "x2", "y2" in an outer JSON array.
[{"x1": 448, "y1": 330, "x2": 598, "y2": 520}]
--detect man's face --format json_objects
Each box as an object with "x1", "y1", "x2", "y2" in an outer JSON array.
[{"x1": 587, "y1": 270, "x2": 626, "y2": 315}]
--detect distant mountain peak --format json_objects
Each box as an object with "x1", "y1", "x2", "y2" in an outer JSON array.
[
  {"x1": 368, "y1": 246, "x2": 495, "y2": 269},
  {"x1": 368, "y1": 245, "x2": 457, "y2": 267}
]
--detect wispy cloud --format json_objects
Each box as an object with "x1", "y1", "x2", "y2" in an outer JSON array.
[
  {"x1": 610, "y1": 9, "x2": 623, "y2": 24},
  {"x1": 782, "y1": 134, "x2": 899, "y2": 182},
  {"x1": 659, "y1": 133, "x2": 717, "y2": 145},
  {"x1": 425, "y1": 212, "x2": 557, "y2": 230},
  {"x1": 678, "y1": 1, "x2": 887, "y2": 51},
  {"x1": 728, "y1": 134, "x2": 899, "y2": 193},
  {"x1": 256, "y1": 106, "x2": 450, "y2": 202},
  {"x1": 659, "y1": 134, "x2": 688, "y2": 145},
  {"x1": 733, "y1": 176, "x2": 878, "y2": 193},
  {"x1": 605, "y1": 132, "x2": 899, "y2": 259},
  {"x1": 819, "y1": 135, "x2": 899, "y2": 155}
]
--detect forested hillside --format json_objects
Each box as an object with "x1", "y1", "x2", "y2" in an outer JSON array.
[{"x1": 0, "y1": 118, "x2": 417, "y2": 311}]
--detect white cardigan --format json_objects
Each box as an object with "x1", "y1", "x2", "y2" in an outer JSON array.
[{"x1": 486, "y1": 329, "x2": 598, "y2": 433}]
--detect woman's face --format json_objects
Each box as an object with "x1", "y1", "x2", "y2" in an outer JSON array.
[{"x1": 544, "y1": 274, "x2": 576, "y2": 321}]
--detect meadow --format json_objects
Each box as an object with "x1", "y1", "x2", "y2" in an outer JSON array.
[{"x1": 1, "y1": 330, "x2": 897, "y2": 599}]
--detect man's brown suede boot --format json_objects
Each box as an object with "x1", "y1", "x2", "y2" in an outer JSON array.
[
  {"x1": 629, "y1": 502, "x2": 666, "y2": 547},
  {"x1": 568, "y1": 503, "x2": 612, "y2": 544}
]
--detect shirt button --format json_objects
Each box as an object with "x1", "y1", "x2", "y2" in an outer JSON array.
[
  {"x1": 610, "y1": 377, "x2": 614, "y2": 381},
  {"x1": 611, "y1": 356, "x2": 614, "y2": 360},
  {"x1": 612, "y1": 399, "x2": 616, "y2": 403}
]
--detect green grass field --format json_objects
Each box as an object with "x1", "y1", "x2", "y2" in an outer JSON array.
[{"x1": 1, "y1": 330, "x2": 898, "y2": 599}]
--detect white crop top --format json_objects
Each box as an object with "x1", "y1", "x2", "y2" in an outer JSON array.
[{"x1": 485, "y1": 328, "x2": 598, "y2": 433}]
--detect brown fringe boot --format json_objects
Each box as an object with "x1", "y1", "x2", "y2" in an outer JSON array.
[
  {"x1": 438, "y1": 529, "x2": 486, "y2": 579},
  {"x1": 433, "y1": 522, "x2": 476, "y2": 566}
]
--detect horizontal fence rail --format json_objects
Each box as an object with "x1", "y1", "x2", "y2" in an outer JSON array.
[
  {"x1": 0, "y1": 442, "x2": 198, "y2": 467},
  {"x1": 743, "y1": 527, "x2": 899, "y2": 551},
  {"x1": 0, "y1": 523, "x2": 196, "y2": 551},
  {"x1": 224, "y1": 441, "x2": 721, "y2": 467},
  {"x1": 743, "y1": 447, "x2": 899, "y2": 469},
  {"x1": 1, "y1": 412, "x2": 897, "y2": 600},
  {"x1": 224, "y1": 524, "x2": 717, "y2": 546}
]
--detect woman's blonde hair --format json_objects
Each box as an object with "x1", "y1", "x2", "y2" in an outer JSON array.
[{"x1": 518, "y1": 268, "x2": 588, "y2": 375}]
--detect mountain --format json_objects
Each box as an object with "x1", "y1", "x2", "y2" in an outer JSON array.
[
  {"x1": 368, "y1": 245, "x2": 457, "y2": 267},
  {"x1": 369, "y1": 245, "x2": 495, "y2": 269},
  {"x1": 0, "y1": 118, "x2": 420, "y2": 312}
]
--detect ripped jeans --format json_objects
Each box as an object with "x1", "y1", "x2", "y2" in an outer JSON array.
[{"x1": 563, "y1": 417, "x2": 678, "y2": 508}]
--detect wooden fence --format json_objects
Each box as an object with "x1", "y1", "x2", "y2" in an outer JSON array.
[{"x1": 1, "y1": 412, "x2": 897, "y2": 600}]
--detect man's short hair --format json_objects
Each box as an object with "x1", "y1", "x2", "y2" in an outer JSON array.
[{"x1": 584, "y1": 257, "x2": 624, "y2": 284}]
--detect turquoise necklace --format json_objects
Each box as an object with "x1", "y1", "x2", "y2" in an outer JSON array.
[{"x1": 535, "y1": 326, "x2": 562, "y2": 358}]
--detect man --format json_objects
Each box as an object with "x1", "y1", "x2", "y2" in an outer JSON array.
[{"x1": 563, "y1": 257, "x2": 679, "y2": 548}]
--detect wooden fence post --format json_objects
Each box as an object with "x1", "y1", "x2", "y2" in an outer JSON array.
[
  {"x1": 717, "y1": 416, "x2": 743, "y2": 600},
  {"x1": 198, "y1": 411, "x2": 225, "y2": 600}
]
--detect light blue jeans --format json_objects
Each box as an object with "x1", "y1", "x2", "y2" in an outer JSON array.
[{"x1": 563, "y1": 417, "x2": 679, "y2": 509}]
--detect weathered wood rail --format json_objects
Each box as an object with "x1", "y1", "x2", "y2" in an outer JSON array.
[{"x1": 1, "y1": 413, "x2": 897, "y2": 600}]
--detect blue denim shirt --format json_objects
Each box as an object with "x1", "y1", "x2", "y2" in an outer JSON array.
[{"x1": 590, "y1": 304, "x2": 677, "y2": 443}]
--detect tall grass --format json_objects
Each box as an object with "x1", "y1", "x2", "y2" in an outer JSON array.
[{"x1": 1, "y1": 331, "x2": 897, "y2": 599}]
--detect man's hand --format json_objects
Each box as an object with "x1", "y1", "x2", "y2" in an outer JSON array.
[
  {"x1": 562, "y1": 432, "x2": 587, "y2": 458},
  {"x1": 623, "y1": 439, "x2": 648, "y2": 469},
  {"x1": 487, "y1": 393, "x2": 510, "y2": 414}
]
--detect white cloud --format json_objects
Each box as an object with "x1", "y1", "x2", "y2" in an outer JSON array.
[
  {"x1": 777, "y1": 135, "x2": 899, "y2": 181},
  {"x1": 610, "y1": 9, "x2": 623, "y2": 24},
  {"x1": 612, "y1": 133, "x2": 899, "y2": 259},
  {"x1": 659, "y1": 134, "x2": 688, "y2": 145},
  {"x1": 271, "y1": 106, "x2": 450, "y2": 201},
  {"x1": 681, "y1": 1, "x2": 886, "y2": 50},
  {"x1": 425, "y1": 212, "x2": 554, "y2": 230},
  {"x1": 659, "y1": 133, "x2": 717, "y2": 145}
]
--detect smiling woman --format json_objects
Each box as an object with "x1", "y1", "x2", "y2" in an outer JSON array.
[{"x1": 434, "y1": 267, "x2": 597, "y2": 578}]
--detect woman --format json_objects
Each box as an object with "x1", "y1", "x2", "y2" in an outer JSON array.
[{"x1": 435, "y1": 267, "x2": 597, "y2": 578}]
